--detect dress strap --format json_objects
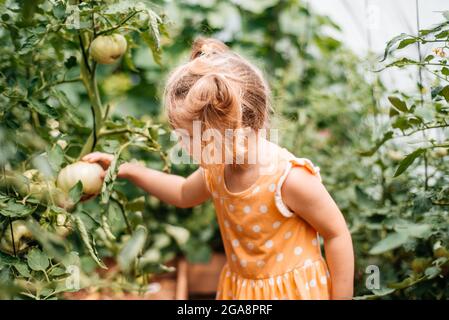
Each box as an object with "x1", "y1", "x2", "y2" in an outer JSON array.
[{"x1": 274, "y1": 157, "x2": 322, "y2": 218}]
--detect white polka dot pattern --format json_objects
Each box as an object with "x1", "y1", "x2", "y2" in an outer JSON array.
[
  {"x1": 259, "y1": 204, "x2": 268, "y2": 213},
  {"x1": 294, "y1": 246, "x2": 303, "y2": 256},
  {"x1": 265, "y1": 240, "x2": 273, "y2": 249},
  {"x1": 276, "y1": 253, "x2": 284, "y2": 262},
  {"x1": 203, "y1": 154, "x2": 330, "y2": 300}
]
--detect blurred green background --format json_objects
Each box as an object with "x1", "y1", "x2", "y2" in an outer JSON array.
[{"x1": 0, "y1": 0, "x2": 448, "y2": 299}]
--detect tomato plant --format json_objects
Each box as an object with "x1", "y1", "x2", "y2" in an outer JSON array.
[
  {"x1": 0, "y1": 0, "x2": 177, "y2": 299},
  {"x1": 1, "y1": 0, "x2": 447, "y2": 300},
  {"x1": 353, "y1": 12, "x2": 449, "y2": 299}
]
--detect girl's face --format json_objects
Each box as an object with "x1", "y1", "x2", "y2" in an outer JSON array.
[{"x1": 174, "y1": 122, "x2": 230, "y2": 168}]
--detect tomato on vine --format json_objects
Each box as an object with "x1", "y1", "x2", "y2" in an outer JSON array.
[
  {"x1": 0, "y1": 220, "x2": 33, "y2": 255},
  {"x1": 57, "y1": 161, "x2": 105, "y2": 197},
  {"x1": 89, "y1": 34, "x2": 127, "y2": 65}
]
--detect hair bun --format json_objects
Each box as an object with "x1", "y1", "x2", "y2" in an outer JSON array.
[
  {"x1": 186, "y1": 73, "x2": 241, "y2": 129},
  {"x1": 190, "y1": 37, "x2": 229, "y2": 60}
]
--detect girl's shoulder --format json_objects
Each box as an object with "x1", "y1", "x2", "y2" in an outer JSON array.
[
  {"x1": 280, "y1": 148, "x2": 322, "y2": 181},
  {"x1": 274, "y1": 147, "x2": 323, "y2": 218}
]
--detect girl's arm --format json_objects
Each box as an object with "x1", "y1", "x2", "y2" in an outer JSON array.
[
  {"x1": 83, "y1": 152, "x2": 211, "y2": 208},
  {"x1": 282, "y1": 166, "x2": 354, "y2": 300}
]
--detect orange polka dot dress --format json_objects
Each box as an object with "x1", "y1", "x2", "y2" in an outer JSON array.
[{"x1": 202, "y1": 147, "x2": 331, "y2": 300}]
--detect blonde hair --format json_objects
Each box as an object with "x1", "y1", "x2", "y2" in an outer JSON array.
[{"x1": 164, "y1": 37, "x2": 272, "y2": 165}]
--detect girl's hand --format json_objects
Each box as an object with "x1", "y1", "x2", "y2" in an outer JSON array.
[
  {"x1": 83, "y1": 152, "x2": 144, "y2": 180},
  {"x1": 81, "y1": 152, "x2": 142, "y2": 179},
  {"x1": 82, "y1": 152, "x2": 113, "y2": 170}
]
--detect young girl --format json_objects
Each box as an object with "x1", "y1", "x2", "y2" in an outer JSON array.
[{"x1": 83, "y1": 38, "x2": 354, "y2": 300}]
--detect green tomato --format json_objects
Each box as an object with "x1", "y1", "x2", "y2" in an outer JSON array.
[
  {"x1": 57, "y1": 161, "x2": 104, "y2": 197},
  {"x1": 54, "y1": 213, "x2": 72, "y2": 237},
  {"x1": 21, "y1": 170, "x2": 74, "y2": 211},
  {"x1": 434, "y1": 147, "x2": 448, "y2": 158},
  {"x1": 89, "y1": 34, "x2": 127, "y2": 64},
  {"x1": 0, "y1": 220, "x2": 33, "y2": 255},
  {"x1": 23, "y1": 169, "x2": 45, "y2": 182},
  {"x1": 387, "y1": 150, "x2": 403, "y2": 162}
]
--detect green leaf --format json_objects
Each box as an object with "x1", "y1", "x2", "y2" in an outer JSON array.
[
  {"x1": 389, "y1": 107, "x2": 400, "y2": 117},
  {"x1": 358, "y1": 131, "x2": 393, "y2": 157},
  {"x1": 231, "y1": 0, "x2": 279, "y2": 14},
  {"x1": 424, "y1": 54, "x2": 434, "y2": 62},
  {"x1": 183, "y1": 240, "x2": 212, "y2": 263},
  {"x1": 435, "y1": 30, "x2": 448, "y2": 39},
  {"x1": 74, "y1": 215, "x2": 106, "y2": 269},
  {"x1": 123, "y1": 46, "x2": 138, "y2": 72},
  {"x1": 147, "y1": 9, "x2": 162, "y2": 51},
  {"x1": 0, "y1": 200, "x2": 35, "y2": 218},
  {"x1": 139, "y1": 262, "x2": 175, "y2": 275},
  {"x1": 101, "y1": 142, "x2": 130, "y2": 205},
  {"x1": 47, "y1": 144, "x2": 64, "y2": 172},
  {"x1": 25, "y1": 220, "x2": 67, "y2": 262},
  {"x1": 48, "y1": 266, "x2": 67, "y2": 277},
  {"x1": 101, "y1": 139, "x2": 120, "y2": 153},
  {"x1": 68, "y1": 181, "x2": 83, "y2": 204},
  {"x1": 28, "y1": 99, "x2": 58, "y2": 118},
  {"x1": 27, "y1": 248, "x2": 50, "y2": 272},
  {"x1": 138, "y1": 248, "x2": 161, "y2": 265},
  {"x1": 393, "y1": 148, "x2": 425, "y2": 177},
  {"x1": 424, "y1": 266, "x2": 441, "y2": 279},
  {"x1": 441, "y1": 67, "x2": 449, "y2": 77},
  {"x1": 439, "y1": 85, "x2": 449, "y2": 102},
  {"x1": 101, "y1": 154, "x2": 119, "y2": 205},
  {"x1": 118, "y1": 225, "x2": 147, "y2": 272},
  {"x1": 101, "y1": 213, "x2": 116, "y2": 241},
  {"x1": 51, "y1": 89, "x2": 85, "y2": 127},
  {"x1": 381, "y1": 33, "x2": 408, "y2": 61},
  {"x1": 13, "y1": 261, "x2": 31, "y2": 277},
  {"x1": 386, "y1": 57, "x2": 418, "y2": 68},
  {"x1": 369, "y1": 232, "x2": 410, "y2": 255},
  {"x1": 52, "y1": 2, "x2": 66, "y2": 20},
  {"x1": 394, "y1": 222, "x2": 431, "y2": 238},
  {"x1": 141, "y1": 31, "x2": 161, "y2": 65},
  {"x1": 0, "y1": 251, "x2": 19, "y2": 265},
  {"x1": 371, "y1": 287, "x2": 396, "y2": 297},
  {"x1": 388, "y1": 96, "x2": 408, "y2": 112},
  {"x1": 165, "y1": 224, "x2": 190, "y2": 246},
  {"x1": 397, "y1": 38, "x2": 416, "y2": 49},
  {"x1": 392, "y1": 116, "x2": 412, "y2": 130},
  {"x1": 353, "y1": 287, "x2": 395, "y2": 300},
  {"x1": 125, "y1": 196, "x2": 145, "y2": 212},
  {"x1": 61, "y1": 251, "x2": 80, "y2": 269}
]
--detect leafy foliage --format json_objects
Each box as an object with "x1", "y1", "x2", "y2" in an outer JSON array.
[{"x1": 0, "y1": 0, "x2": 448, "y2": 300}]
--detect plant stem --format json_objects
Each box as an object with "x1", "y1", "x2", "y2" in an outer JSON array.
[
  {"x1": 96, "y1": 11, "x2": 142, "y2": 36},
  {"x1": 9, "y1": 217, "x2": 16, "y2": 257},
  {"x1": 111, "y1": 196, "x2": 132, "y2": 234},
  {"x1": 78, "y1": 32, "x2": 104, "y2": 158}
]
